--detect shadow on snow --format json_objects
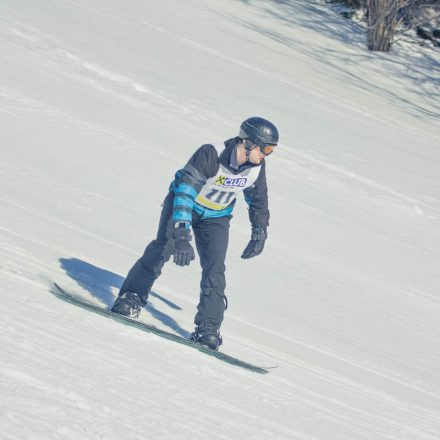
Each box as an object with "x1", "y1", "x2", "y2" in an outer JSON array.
[
  {"x1": 59, "y1": 257, "x2": 191, "y2": 338},
  {"x1": 218, "y1": 0, "x2": 440, "y2": 120}
]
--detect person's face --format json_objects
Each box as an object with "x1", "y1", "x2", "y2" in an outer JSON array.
[{"x1": 248, "y1": 145, "x2": 276, "y2": 164}]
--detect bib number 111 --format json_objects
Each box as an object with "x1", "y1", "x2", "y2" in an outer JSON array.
[{"x1": 206, "y1": 189, "x2": 235, "y2": 205}]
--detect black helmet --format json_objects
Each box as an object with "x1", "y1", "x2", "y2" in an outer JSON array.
[{"x1": 239, "y1": 117, "x2": 279, "y2": 146}]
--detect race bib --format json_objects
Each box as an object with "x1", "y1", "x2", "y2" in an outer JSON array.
[{"x1": 195, "y1": 143, "x2": 261, "y2": 210}]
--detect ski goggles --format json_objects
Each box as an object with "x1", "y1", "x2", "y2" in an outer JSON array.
[
  {"x1": 260, "y1": 144, "x2": 275, "y2": 156},
  {"x1": 244, "y1": 139, "x2": 276, "y2": 156}
]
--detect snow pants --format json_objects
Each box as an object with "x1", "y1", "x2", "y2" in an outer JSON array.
[{"x1": 119, "y1": 191, "x2": 230, "y2": 326}]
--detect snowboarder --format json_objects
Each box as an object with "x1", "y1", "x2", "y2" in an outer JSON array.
[{"x1": 111, "y1": 116, "x2": 279, "y2": 350}]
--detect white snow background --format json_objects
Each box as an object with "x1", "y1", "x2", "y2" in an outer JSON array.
[{"x1": 1, "y1": 0, "x2": 440, "y2": 439}]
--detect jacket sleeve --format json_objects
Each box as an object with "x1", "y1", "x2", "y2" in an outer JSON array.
[
  {"x1": 171, "y1": 144, "x2": 219, "y2": 225},
  {"x1": 243, "y1": 161, "x2": 270, "y2": 229}
]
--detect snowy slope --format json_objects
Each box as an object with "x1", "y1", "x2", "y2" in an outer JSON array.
[{"x1": 1, "y1": 0, "x2": 440, "y2": 439}]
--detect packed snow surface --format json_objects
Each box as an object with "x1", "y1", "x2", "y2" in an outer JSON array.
[{"x1": 1, "y1": 0, "x2": 440, "y2": 439}]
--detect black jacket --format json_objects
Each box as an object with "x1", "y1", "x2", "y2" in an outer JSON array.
[{"x1": 173, "y1": 137, "x2": 270, "y2": 228}]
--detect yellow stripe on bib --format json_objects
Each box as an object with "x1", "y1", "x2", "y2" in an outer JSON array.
[{"x1": 195, "y1": 195, "x2": 227, "y2": 210}]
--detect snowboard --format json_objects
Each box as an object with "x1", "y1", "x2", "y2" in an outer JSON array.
[{"x1": 51, "y1": 283, "x2": 275, "y2": 375}]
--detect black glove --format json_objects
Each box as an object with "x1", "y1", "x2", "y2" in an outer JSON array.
[
  {"x1": 173, "y1": 224, "x2": 195, "y2": 266},
  {"x1": 241, "y1": 227, "x2": 267, "y2": 259}
]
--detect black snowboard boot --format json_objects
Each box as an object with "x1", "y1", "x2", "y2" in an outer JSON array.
[
  {"x1": 191, "y1": 319, "x2": 223, "y2": 350},
  {"x1": 111, "y1": 291, "x2": 146, "y2": 318}
]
